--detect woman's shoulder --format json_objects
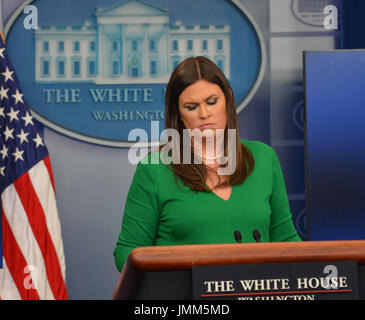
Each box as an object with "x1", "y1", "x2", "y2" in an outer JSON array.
[
  {"x1": 135, "y1": 149, "x2": 172, "y2": 177},
  {"x1": 134, "y1": 150, "x2": 180, "y2": 190},
  {"x1": 240, "y1": 138, "x2": 274, "y2": 156},
  {"x1": 139, "y1": 149, "x2": 162, "y2": 164},
  {"x1": 240, "y1": 139, "x2": 277, "y2": 175}
]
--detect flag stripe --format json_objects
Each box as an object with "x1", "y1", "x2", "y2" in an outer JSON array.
[
  {"x1": 2, "y1": 183, "x2": 54, "y2": 299},
  {"x1": 28, "y1": 158, "x2": 66, "y2": 281},
  {"x1": 14, "y1": 170, "x2": 67, "y2": 299},
  {"x1": 1, "y1": 208, "x2": 40, "y2": 300},
  {"x1": 0, "y1": 257, "x2": 21, "y2": 299},
  {"x1": 43, "y1": 155, "x2": 55, "y2": 193}
]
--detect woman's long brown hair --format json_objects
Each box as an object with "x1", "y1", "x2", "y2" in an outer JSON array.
[{"x1": 163, "y1": 56, "x2": 254, "y2": 192}]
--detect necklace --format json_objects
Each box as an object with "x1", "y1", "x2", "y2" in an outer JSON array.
[{"x1": 196, "y1": 152, "x2": 224, "y2": 160}]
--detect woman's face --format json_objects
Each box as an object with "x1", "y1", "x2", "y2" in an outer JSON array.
[{"x1": 178, "y1": 79, "x2": 227, "y2": 134}]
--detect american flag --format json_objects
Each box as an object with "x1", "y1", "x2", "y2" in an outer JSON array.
[{"x1": 0, "y1": 34, "x2": 68, "y2": 299}]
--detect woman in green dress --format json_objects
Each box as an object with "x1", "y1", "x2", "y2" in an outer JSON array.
[{"x1": 114, "y1": 56, "x2": 301, "y2": 272}]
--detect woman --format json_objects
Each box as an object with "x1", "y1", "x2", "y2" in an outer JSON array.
[{"x1": 114, "y1": 56, "x2": 301, "y2": 272}]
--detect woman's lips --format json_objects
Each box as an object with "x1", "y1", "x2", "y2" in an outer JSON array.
[{"x1": 199, "y1": 123, "x2": 215, "y2": 129}]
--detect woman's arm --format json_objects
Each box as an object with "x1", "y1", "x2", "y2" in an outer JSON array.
[
  {"x1": 113, "y1": 158, "x2": 160, "y2": 272},
  {"x1": 269, "y1": 148, "x2": 302, "y2": 242}
]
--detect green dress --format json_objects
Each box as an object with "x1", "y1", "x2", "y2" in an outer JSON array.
[{"x1": 114, "y1": 139, "x2": 301, "y2": 272}]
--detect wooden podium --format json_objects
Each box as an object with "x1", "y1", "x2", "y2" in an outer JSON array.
[{"x1": 112, "y1": 240, "x2": 365, "y2": 300}]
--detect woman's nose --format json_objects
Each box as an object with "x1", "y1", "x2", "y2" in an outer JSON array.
[{"x1": 198, "y1": 104, "x2": 210, "y2": 119}]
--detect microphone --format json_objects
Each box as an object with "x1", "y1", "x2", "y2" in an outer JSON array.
[
  {"x1": 253, "y1": 229, "x2": 261, "y2": 243},
  {"x1": 234, "y1": 230, "x2": 242, "y2": 243}
]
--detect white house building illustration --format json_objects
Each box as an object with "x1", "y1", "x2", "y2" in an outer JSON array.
[{"x1": 34, "y1": 0, "x2": 231, "y2": 84}]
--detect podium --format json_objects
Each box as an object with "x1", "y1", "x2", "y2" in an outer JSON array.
[{"x1": 112, "y1": 240, "x2": 365, "y2": 300}]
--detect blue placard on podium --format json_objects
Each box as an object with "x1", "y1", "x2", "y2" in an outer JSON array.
[{"x1": 304, "y1": 50, "x2": 365, "y2": 241}]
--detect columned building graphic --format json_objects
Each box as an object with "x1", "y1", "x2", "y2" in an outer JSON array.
[{"x1": 34, "y1": 0, "x2": 231, "y2": 84}]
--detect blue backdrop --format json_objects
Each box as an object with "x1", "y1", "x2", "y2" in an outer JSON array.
[{"x1": 305, "y1": 50, "x2": 365, "y2": 240}]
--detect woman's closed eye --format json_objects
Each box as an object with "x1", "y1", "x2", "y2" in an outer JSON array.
[
  {"x1": 185, "y1": 104, "x2": 198, "y2": 111},
  {"x1": 184, "y1": 97, "x2": 218, "y2": 110},
  {"x1": 206, "y1": 98, "x2": 218, "y2": 105}
]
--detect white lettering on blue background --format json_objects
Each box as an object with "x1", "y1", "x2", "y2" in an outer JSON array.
[
  {"x1": 91, "y1": 110, "x2": 164, "y2": 121},
  {"x1": 42, "y1": 88, "x2": 155, "y2": 104},
  {"x1": 89, "y1": 88, "x2": 153, "y2": 103},
  {"x1": 43, "y1": 89, "x2": 81, "y2": 103}
]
